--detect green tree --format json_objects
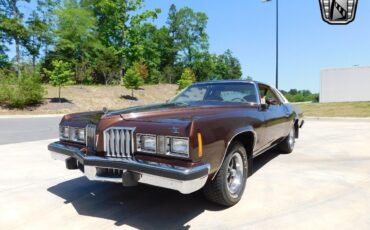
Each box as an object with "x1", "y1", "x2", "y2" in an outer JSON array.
[
  {"x1": 0, "y1": 0, "x2": 31, "y2": 76},
  {"x1": 54, "y1": 0, "x2": 102, "y2": 83},
  {"x1": 26, "y1": 11, "x2": 48, "y2": 69},
  {"x1": 0, "y1": 43, "x2": 9, "y2": 68},
  {"x1": 288, "y1": 89, "x2": 298, "y2": 95},
  {"x1": 167, "y1": 5, "x2": 209, "y2": 66},
  {"x1": 192, "y1": 52, "x2": 215, "y2": 81},
  {"x1": 133, "y1": 61, "x2": 149, "y2": 81},
  {"x1": 43, "y1": 60, "x2": 74, "y2": 102},
  {"x1": 213, "y1": 50, "x2": 242, "y2": 80},
  {"x1": 94, "y1": 46, "x2": 120, "y2": 85},
  {"x1": 36, "y1": 0, "x2": 60, "y2": 57},
  {"x1": 89, "y1": 0, "x2": 160, "y2": 76},
  {"x1": 122, "y1": 65, "x2": 144, "y2": 97},
  {"x1": 154, "y1": 26, "x2": 177, "y2": 71},
  {"x1": 178, "y1": 68, "x2": 195, "y2": 90},
  {"x1": 162, "y1": 65, "x2": 176, "y2": 84}
]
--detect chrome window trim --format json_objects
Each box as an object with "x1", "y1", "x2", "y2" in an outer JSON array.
[{"x1": 252, "y1": 82, "x2": 262, "y2": 105}]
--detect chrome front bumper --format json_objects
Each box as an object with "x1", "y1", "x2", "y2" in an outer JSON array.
[{"x1": 48, "y1": 142, "x2": 210, "y2": 194}]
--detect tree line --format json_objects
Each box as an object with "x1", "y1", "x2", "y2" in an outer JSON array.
[
  {"x1": 0, "y1": 0, "x2": 243, "y2": 89},
  {"x1": 281, "y1": 89, "x2": 319, "y2": 103}
]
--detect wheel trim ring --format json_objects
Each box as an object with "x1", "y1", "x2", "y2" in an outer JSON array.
[{"x1": 226, "y1": 152, "x2": 244, "y2": 197}]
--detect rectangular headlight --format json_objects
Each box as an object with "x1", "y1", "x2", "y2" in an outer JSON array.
[
  {"x1": 60, "y1": 126, "x2": 86, "y2": 143},
  {"x1": 137, "y1": 134, "x2": 156, "y2": 153},
  {"x1": 77, "y1": 129, "x2": 86, "y2": 142},
  {"x1": 170, "y1": 138, "x2": 189, "y2": 157},
  {"x1": 71, "y1": 128, "x2": 86, "y2": 143},
  {"x1": 59, "y1": 126, "x2": 69, "y2": 140}
]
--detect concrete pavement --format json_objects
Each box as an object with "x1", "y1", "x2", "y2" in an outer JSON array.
[
  {"x1": 0, "y1": 116, "x2": 61, "y2": 145},
  {"x1": 0, "y1": 120, "x2": 369, "y2": 229}
]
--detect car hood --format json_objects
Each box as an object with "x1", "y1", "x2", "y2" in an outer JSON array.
[
  {"x1": 107, "y1": 102, "x2": 257, "y2": 123},
  {"x1": 62, "y1": 102, "x2": 258, "y2": 126}
]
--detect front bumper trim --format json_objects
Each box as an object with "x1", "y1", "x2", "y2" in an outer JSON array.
[{"x1": 49, "y1": 142, "x2": 210, "y2": 194}]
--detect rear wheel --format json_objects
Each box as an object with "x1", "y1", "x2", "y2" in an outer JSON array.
[
  {"x1": 203, "y1": 142, "x2": 248, "y2": 206},
  {"x1": 277, "y1": 125, "x2": 295, "y2": 153}
]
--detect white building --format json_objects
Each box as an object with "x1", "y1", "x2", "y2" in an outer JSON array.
[{"x1": 320, "y1": 66, "x2": 370, "y2": 102}]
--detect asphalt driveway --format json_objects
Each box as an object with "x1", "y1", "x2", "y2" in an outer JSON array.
[{"x1": 0, "y1": 118, "x2": 369, "y2": 229}]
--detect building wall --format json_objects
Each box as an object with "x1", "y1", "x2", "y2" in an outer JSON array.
[{"x1": 320, "y1": 66, "x2": 370, "y2": 102}]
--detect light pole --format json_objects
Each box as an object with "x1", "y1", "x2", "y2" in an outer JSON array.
[{"x1": 262, "y1": 0, "x2": 279, "y2": 89}]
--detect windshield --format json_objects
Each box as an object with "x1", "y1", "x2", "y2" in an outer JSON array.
[{"x1": 171, "y1": 83, "x2": 258, "y2": 104}]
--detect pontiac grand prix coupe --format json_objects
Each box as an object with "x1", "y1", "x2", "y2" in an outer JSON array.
[{"x1": 49, "y1": 80, "x2": 304, "y2": 206}]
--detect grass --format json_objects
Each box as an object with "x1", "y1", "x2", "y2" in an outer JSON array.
[
  {"x1": 0, "y1": 84, "x2": 178, "y2": 115},
  {"x1": 298, "y1": 101, "x2": 370, "y2": 117}
]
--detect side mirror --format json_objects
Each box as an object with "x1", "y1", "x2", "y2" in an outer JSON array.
[
  {"x1": 260, "y1": 103, "x2": 269, "y2": 110},
  {"x1": 260, "y1": 97, "x2": 269, "y2": 110}
]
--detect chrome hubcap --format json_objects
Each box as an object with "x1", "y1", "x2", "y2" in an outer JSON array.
[
  {"x1": 226, "y1": 152, "x2": 244, "y2": 196},
  {"x1": 288, "y1": 128, "x2": 295, "y2": 148}
]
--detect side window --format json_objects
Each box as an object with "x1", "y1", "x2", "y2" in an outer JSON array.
[
  {"x1": 265, "y1": 89, "x2": 279, "y2": 102},
  {"x1": 258, "y1": 85, "x2": 281, "y2": 105}
]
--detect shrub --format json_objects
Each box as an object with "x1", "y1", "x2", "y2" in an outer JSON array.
[
  {"x1": 177, "y1": 68, "x2": 196, "y2": 90},
  {"x1": 43, "y1": 60, "x2": 75, "y2": 103},
  {"x1": 133, "y1": 62, "x2": 149, "y2": 81},
  {"x1": 147, "y1": 69, "x2": 163, "y2": 84},
  {"x1": 0, "y1": 73, "x2": 45, "y2": 108},
  {"x1": 122, "y1": 66, "x2": 144, "y2": 98}
]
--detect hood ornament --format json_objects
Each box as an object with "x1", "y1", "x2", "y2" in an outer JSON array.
[{"x1": 102, "y1": 107, "x2": 108, "y2": 115}]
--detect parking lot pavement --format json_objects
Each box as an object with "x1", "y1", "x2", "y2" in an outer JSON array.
[
  {"x1": 0, "y1": 120, "x2": 369, "y2": 230},
  {"x1": 0, "y1": 116, "x2": 61, "y2": 145}
]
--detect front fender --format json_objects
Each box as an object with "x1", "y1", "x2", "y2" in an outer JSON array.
[{"x1": 210, "y1": 126, "x2": 256, "y2": 179}]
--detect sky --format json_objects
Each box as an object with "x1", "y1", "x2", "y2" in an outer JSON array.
[{"x1": 11, "y1": 0, "x2": 370, "y2": 92}]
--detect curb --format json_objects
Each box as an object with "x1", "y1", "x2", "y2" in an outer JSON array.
[
  {"x1": 305, "y1": 116, "x2": 370, "y2": 121},
  {"x1": 0, "y1": 114, "x2": 64, "y2": 119}
]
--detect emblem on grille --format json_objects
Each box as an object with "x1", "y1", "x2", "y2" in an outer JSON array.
[{"x1": 319, "y1": 0, "x2": 358, "y2": 25}]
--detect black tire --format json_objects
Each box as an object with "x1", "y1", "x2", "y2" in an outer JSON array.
[
  {"x1": 277, "y1": 125, "x2": 295, "y2": 154},
  {"x1": 203, "y1": 142, "x2": 248, "y2": 207}
]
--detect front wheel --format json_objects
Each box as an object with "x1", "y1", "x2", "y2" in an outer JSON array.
[
  {"x1": 277, "y1": 125, "x2": 295, "y2": 153},
  {"x1": 203, "y1": 142, "x2": 248, "y2": 206}
]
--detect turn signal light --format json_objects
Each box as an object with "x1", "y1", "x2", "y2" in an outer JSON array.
[{"x1": 197, "y1": 132, "x2": 203, "y2": 158}]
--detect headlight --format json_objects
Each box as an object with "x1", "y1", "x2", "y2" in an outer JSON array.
[
  {"x1": 136, "y1": 134, "x2": 189, "y2": 158},
  {"x1": 137, "y1": 134, "x2": 156, "y2": 153},
  {"x1": 72, "y1": 128, "x2": 86, "y2": 143},
  {"x1": 59, "y1": 126, "x2": 85, "y2": 143},
  {"x1": 60, "y1": 126, "x2": 69, "y2": 139},
  {"x1": 170, "y1": 138, "x2": 189, "y2": 157}
]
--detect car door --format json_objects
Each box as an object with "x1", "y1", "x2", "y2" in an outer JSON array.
[
  {"x1": 272, "y1": 87, "x2": 295, "y2": 137},
  {"x1": 258, "y1": 84, "x2": 289, "y2": 146}
]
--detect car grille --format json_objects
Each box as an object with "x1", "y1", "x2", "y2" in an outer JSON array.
[{"x1": 103, "y1": 127, "x2": 135, "y2": 158}]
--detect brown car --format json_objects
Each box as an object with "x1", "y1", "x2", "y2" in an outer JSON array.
[{"x1": 49, "y1": 80, "x2": 304, "y2": 206}]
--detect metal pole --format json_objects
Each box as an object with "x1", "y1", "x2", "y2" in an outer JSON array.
[{"x1": 275, "y1": 0, "x2": 279, "y2": 89}]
